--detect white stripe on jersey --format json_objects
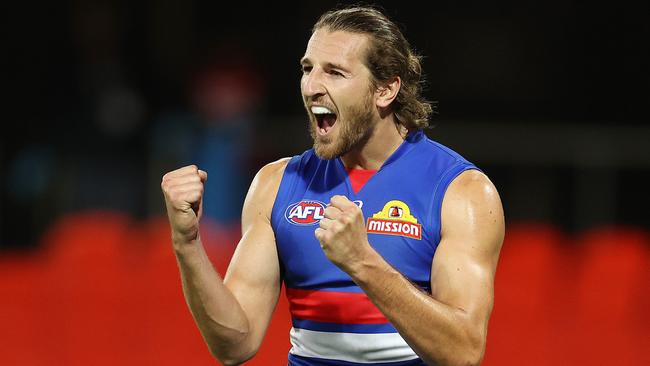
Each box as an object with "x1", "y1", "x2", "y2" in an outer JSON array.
[{"x1": 289, "y1": 327, "x2": 419, "y2": 363}]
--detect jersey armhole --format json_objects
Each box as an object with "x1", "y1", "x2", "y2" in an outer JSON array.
[
  {"x1": 428, "y1": 163, "x2": 481, "y2": 247},
  {"x1": 270, "y1": 154, "x2": 304, "y2": 232}
]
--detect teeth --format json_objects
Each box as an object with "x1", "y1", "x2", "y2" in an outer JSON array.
[{"x1": 311, "y1": 106, "x2": 334, "y2": 115}]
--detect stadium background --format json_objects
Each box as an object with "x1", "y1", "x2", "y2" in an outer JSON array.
[{"x1": 2, "y1": 0, "x2": 648, "y2": 364}]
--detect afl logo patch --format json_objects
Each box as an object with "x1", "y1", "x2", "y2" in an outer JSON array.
[{"x1": 285, "y1": 200, "x2": 326, "y2": 225}]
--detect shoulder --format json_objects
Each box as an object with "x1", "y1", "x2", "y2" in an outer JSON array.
[
  {"x1": 443, "y1": 170, "x2": 502, "y2": 217},
  {"x1": 240, "y1": 157, "x2": 292, "y2": 226},
  {"x1": 247, "y1": 148, "x2": 321, "y2": 202},
  {"x1": 249, "y1": 157, "x2": 291, "y2": 199},
  {"x1": 441, "y1": 170, "x2": 504, "y2": 252},
  {"x1": 447, "y1": 170, "x2": 497, "y2": 196},
  {"x1": 257, "y1": 157, "x2": 292, "y2": 179}
]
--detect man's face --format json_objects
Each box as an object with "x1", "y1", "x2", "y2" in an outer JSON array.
[{"x1": 300, "y1": 29, "x2": 378, "y2": 159}]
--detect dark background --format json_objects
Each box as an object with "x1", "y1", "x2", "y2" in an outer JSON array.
[{"x1": 2, "y1": 0, "x2": 649, "y2": 249}]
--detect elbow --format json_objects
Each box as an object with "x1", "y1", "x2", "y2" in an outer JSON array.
[
  {"x1": 439, "y1": 347, "x2": 484, "y2": 366},
  {"x1": 210, "y1": 343, "x2": 256, "y2": 366},
  {"x1": 206, "y1": 329, "x2": 256, "y2": 366},
  {"x1": 459, "y1": 351, "x2": 484, "y2": 366},
  {"x1": 456, "y1": 331, "x2": 486, "y2": 366},
  {"x1": 434, "y1": 329, "x2": 486, "y2": 366},
  {"x1": 213, "y1": 349, "x2": 255, "y2": 366},
  {"x1": 420, "y1": 338, "x2": 485, "y2": 366},
  {"x1": 219, "y1": 359, "x2": 239, "y2": 366},
  {"x1": 452, "y1": 315, "x2": 487, "y2": 366},
  {"x1": 220, "y1": 358, "x2": 249, "y2": 366}
]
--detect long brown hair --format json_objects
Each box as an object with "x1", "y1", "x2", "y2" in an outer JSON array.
[{"x1": 313, "y1": 6, "x2": 433, "y2": 130}]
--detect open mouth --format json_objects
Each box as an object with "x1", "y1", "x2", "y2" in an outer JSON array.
[{"x1": 311, "y1": 106, "x2": 337, "y2": 136}]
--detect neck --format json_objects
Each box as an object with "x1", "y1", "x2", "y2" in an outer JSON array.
[{"x1": 341, "y1": 116, "x2": 408, "y2": 170}]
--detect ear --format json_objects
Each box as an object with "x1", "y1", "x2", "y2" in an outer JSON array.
[{"x1": 375, "y1": 76, "x2": 401, "y2": 108}]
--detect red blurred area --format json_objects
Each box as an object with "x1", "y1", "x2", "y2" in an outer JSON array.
[{"x1": 1, "y1": 213, "x2": 648, "y2": 365}]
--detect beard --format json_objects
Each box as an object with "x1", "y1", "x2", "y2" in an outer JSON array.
[{"x1": 308, "y1": 94, "x2": 376, "y2": 160}]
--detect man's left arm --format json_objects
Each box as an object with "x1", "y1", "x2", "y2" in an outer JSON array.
[{"x1": 316, "y1": 170, "x2": 504, "y2": 366}]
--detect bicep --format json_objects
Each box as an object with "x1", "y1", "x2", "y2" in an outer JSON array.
[
  {"x1": 430, "y1": 170, "x2": 504, "y2": 328},
  {"x1": 222, "y1": 159, "x2": 288, "y2": 351},
  {"x1": 224, "y1": 218, "x2": 281, "y2": 348}
]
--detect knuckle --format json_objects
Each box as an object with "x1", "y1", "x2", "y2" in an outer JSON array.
[
  {"x1": 182, "y1": 192, "x2": 196, "y2": 203},
  {"x1": 164, "y1": 185, "x2": 173, "y2": 195},
  {"x1": 335, "y1": 219, "x2": 343, "y2": 228}
]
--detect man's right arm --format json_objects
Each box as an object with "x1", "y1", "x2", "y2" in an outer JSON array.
[{"x1": 160, "y1": 159, "x2": 289, "y2": 365}]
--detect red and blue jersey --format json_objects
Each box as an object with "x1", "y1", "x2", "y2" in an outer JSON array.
[{"x1": 271, "y1": 130, "x2": 478, "y2": 365}]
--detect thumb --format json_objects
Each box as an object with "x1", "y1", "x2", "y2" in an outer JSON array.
[
  {"x1": 330, "y1": 195, "x2": 354, "y2": 210},
  {"x1": 198, "y1": 169, "x2": 208, "y2": 182}
]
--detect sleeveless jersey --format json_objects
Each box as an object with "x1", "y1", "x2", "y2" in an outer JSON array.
[{"x1": 270, "y1": 130, "x2": 478, "y2": 365}]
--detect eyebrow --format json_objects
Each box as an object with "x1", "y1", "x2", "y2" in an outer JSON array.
[{"x1": 300, "y1": 57, "x2": 350, "y2": 73}]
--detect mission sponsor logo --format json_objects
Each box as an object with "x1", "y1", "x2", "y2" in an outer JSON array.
[
  {"x1": 366, "y1": 200, "x2": 422, "y2": 240},
  {"x1": 285, "y1": 200, "x2": 326, "y2": 225}
]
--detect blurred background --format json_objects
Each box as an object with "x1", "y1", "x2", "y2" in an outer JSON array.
[{"x1": 1, "y1": 0, "x2": 648, "y2": 365}]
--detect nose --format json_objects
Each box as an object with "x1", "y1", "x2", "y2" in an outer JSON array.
[{"x1": 301, "y1": 68, "x2": 326, "y2": 99}]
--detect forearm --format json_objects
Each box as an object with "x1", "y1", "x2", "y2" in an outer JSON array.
[
  {"x1": 349, "y1": 250, "x2": 484, "y2": 366},
  {"x1": 173, "y1": 238, "x2": 253, "y2": 364}
]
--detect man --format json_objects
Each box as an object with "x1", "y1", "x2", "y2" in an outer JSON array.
[{"x1": 161, "y1": 6, "x2": 504, "y2": 366}]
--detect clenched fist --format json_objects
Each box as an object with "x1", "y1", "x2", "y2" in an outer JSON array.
[
  {"x1": 161, "y1": 165, "x2": 208, "y2": 245},
  {"x1": 315, "y1": 195, "x2": 373, "y2": 274}
]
